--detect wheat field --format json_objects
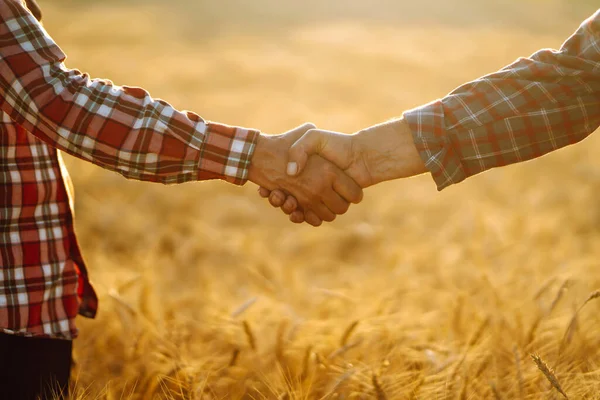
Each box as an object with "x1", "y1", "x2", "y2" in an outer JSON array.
[{"x1": 36, "y1": 0, "x2": 600, "y2": 398}]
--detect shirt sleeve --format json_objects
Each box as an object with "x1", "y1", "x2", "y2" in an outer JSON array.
[
  {"x1": 403, "y1": 10, "x2": 600, "y2": 191},
  {"x1": 0, "y1": 0, "x2": 258, "y2": 185}
]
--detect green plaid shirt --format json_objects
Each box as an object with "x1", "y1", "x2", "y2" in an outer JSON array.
[{"x1": 404, "y1": 10, "x2": 600, "y2": 190}]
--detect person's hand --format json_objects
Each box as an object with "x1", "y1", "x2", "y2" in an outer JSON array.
[
  {"x1": 249, "y1": 123, "x2": 363, "y2": 227},
  {"x1": 258, "y1": 118, "x2": 427, "y2": 222},
  {"x1": 257, "y1": 186, "x2": 307, "y2": 224},
  {"x1": 286, "y1": 118, "x2": 427, "y2": 187}
]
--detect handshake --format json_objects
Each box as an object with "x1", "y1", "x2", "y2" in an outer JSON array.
[{"x1": 248, "y1": 119, "x2": 427, "y2": 226}]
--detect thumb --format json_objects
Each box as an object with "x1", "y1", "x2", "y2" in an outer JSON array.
[
  {"x1": 284, "y1": 122, "x2": 317, "y2": 140},
  {"x1": 287, "y1": 129, "x2": 324, "y2": 176}
]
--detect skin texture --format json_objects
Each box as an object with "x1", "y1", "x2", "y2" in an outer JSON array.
[
  {"x1": 260, "y1": 118, "x2": 427, "y2": 224},
  {"x1": 248, "y1": 124, "x2": 363, "y2": 226}
]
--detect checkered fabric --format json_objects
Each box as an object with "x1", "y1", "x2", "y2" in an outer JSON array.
[
  {"x1": 0, "y1": 0, "x2": 259, "y2": 339},
  {"x1": 404, "y1": 10, "x2": 600, "y2": 191}
]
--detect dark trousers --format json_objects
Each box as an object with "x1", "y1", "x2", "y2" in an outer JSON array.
[{"x1": 0, "y1": 332, "x2": 72, "y2": 400}]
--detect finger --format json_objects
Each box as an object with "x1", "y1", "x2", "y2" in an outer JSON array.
[
  {"x1": 291, "y1": 122, "x2": 317, "y2": 133},
  {"x1": 289, "y1": 210, "x2": 305, "y2": 224},
  {"x1": 282, "y1": 196, "x2": 299, "y2": 215},
  {"x1": 288, "y1": 129, "x2": 326, "y2": 177},
  {"x1": 268, "y1": 190, "x2": 287, "y2": 208},
  {"x1": 312, "y1": 203, "x2": 336, "y2": 223},
  {"x1": 322, "y1": 191, "x2": 350, "y2": 216},
  {"x1": 304, "y1": 210, "x2": 323, "y2": 227},
  {"x1": 283, "y1": 122, "x2": 318, "y2": 142},
  {"x1": 258, "y1": 187, "x2": 271, "y2": 198},
  {"x1": 333, "y1": 173, "x2": 364, "y2": 204}
]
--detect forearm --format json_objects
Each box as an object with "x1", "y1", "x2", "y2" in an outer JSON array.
[
  {"x1": 403, "y1": 10, "x2": 600, "y2": 190},
  {"x1": 19, "y1": 68, "x2": 258, "y2": 184},
  {"x1": 354, "y1": 118, "x2": 427, "y2": 186},
  {"x1": 0, "y1": 0, "x2": 258, "y2": 185}
]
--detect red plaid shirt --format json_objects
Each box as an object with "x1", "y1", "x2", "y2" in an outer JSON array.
[
  {"x1": 0, "y1": 0, "x2": 258, "y2": 339},
  {"x1": 404, "y1": 10, "x2": 600, "y2": 190}
]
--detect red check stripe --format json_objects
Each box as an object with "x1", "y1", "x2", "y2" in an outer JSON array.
[{"x1": 0, "y1": 0, "x2": 259, "y2": 339}]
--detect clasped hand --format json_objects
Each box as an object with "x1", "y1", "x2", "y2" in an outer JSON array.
[
  {"x1": 251, "y1": 119, "x2": 426, "y2": 226},
  {"x1": 248, "y1": 123, "x2": 364, "y2": 227}
]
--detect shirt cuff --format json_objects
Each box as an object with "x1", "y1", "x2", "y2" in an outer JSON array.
[
  {"x1": 403, "y1": 100, "x2": 467, "y2": 191},
  {"x1": 198, "y1": 122, "x2": 260, "y2": 185}
]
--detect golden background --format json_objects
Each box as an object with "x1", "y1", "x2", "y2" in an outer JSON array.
[{"x1": 39, "y1": 0, "x2": 600, "y2": 398}]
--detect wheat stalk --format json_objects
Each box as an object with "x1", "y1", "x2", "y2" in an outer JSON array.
[
  {"x1": 458, "y1": 375, "x2": 469, "y2": 400},
  {"x1": 242, "y1": 320, "x2": 256, "y2": 351},
  {"x1": 531, "y1": 354, "x2": 568, "y2": 399},
  {"x1": 525, "y1": 314, "x2": 542, "y2": 348},
  {"x1": 452, "y1": 295, "x2": 465, "y2": 337},
  {"x1": 275, "y1": 319, "x2": 288, "y2": 364},
  {"x1": 533, "y1": 277, "x2": 557, "y2": 301},
  {"x1": 300, "y1": 345, "x2": 313, "y2": 381},
  {"x1": 372, "y1": 372, "x2": 387, "y2": 400},
  {"x1": 231, "y1": 297, "x2": 258, "y2": 318},
  {"x1": 328, "y1": 338, "x2": 363, "y2": 360},
  {"x1": 408, "y1": 373, "x2": 425, "y2": 400},
  {"x1": 468, "y1": 317, "x2": 490, "y2": 347},
  {"x1": 560, "y1": 289, "x2": 600, "y2": 351},
  {"x1": 340, "y1": 320, "x2": 360, "y2": 347},
  {"x1": 489, "y1": 382, "x2": 502, "y2": 400},
  {"x1": 584, "y1": 290, "x2": 600, "y2": 304},
  {"x1": 548, "y1": 279, "x2": 571, "y2": 316},
  {"x1": 229, "y1": 348, "x2": 240, "y2": 367},
  {"x1": 513, "y1": 346, "x2": 524, "y2": 399},
  {"x1": 323, "y1": 368, "x2": 355, "y2": 397},
  {"x1": 315, "y1": 352, "x2": 330, "y2": 370},
  {"x1": 527, "y1": 279, "x2": 572, "y2": 349},
  {"x1": 474, "y1": 355, "x2": 491, "y2": 379}
]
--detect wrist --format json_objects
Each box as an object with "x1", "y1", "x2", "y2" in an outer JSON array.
[
  {"x1": 395, "y1": 118, "x2": 427, "y2": 177},
  {"x1": 356, "y1": 118, "x2": 426, "y2": 185},
  {"x1": 248, "y1": 134, "x2": 285, "y2": 189},
  {"x1": 248, "y1": 134, "x2": 268, "y2": 186}
]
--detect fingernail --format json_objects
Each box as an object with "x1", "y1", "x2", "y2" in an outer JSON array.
[{"x1": 287, "y1": 162, "x2": 298, "y2": 176}]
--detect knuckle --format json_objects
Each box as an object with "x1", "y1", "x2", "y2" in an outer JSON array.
[
  {"x1": 269, "y1": 195, "x2": 283, "y2": 207},
  {"x1": 325, "y1": 168, "x2": 339, "y2": 182},
  {"x1": 308, "y1": 192, "x2": 321, "y2": 204},
  {"x1": 268, "y1": 199, "x2": 280, "y2": 208},
  {"x1": 323, "y1": 213, "x2": 336, "y2": 223},
  {"x1": 304, "y1": 129, "x2": 317, "y2": 141},
  {"x1": 353, "y1": 190, "x2": 364, "y2": 204},
  {"x1": 320, "y1": 190, "x2": 337, "y2": 204},
  {"x1": 338, "y1": 202, "x2": 350, "y2": 215},
  {"x1": 305, "y1": 211, "x2": 321, "y2": 226},
  {"x1": 321, "y1": 160, "x2": 334, "y2": 172},
  {"x1": 322, "y1": 164, "x2": 334, "y2": 177}
]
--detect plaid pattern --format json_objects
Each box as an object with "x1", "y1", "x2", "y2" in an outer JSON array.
[
  {"x1": 404, "y1": 10, "x2": 600, "y2": 191},
  {"x1": 0, "y1": 0, "x2": 259, "y2": 339}
]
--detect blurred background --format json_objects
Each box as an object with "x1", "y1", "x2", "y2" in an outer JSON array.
[{"x1": 39, "y1": 0, "x2": 600, "y2": 398}]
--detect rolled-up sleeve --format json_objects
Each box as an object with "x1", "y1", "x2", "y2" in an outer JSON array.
[
  {"x1": 404, "y1": 10, "x2": 600, "y2": 190},
  {"x1": 0, "y1": 0, "x2": 258, "y2": 185}
]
